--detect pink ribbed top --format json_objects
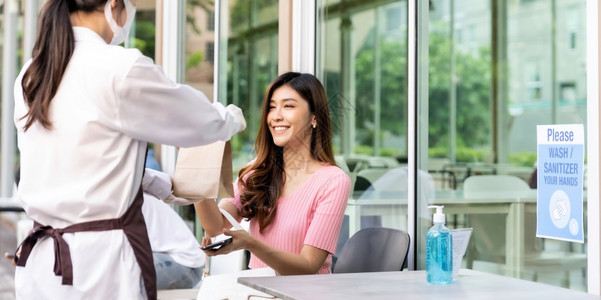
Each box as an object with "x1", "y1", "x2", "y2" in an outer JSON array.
[{"x1": 225, "y1": 165, "x2": 351, "y2": 274}]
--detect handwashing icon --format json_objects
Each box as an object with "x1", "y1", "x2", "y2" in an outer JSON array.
[
  {"x1": 552, "y1": 198, "x2": 568, "y2": 220},
  {"x1": 549, "y1": 189, "x2": 571, "y2": 229}
]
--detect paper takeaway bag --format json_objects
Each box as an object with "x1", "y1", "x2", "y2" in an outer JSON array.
[{"x1": 172, "y1": 140, "x2": 235, "y2": 200}]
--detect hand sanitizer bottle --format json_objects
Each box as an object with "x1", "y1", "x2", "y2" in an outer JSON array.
[{"x1": 426, "y1": 205, "x2": 453, "y2": 284}]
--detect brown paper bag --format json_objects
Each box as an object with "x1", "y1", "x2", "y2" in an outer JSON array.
[{"x1": 172, "y1": 140, "x2": 235, "y2": 200}]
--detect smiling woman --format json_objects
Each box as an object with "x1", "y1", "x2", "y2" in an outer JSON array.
[
  {"x1": 239, "y1": 73, "x2": 336, "y2": 230},
  {"x1": 194, "y1": 72, "x2": 352, "y2": 276}
]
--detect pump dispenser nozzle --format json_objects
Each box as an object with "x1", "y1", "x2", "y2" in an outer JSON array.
[
  {"x1": 426, "y1": 205, "x2": 453, "y2": 284},
  {"x1": 428, "y1": 205, "x2": 446, "y2": 223}
]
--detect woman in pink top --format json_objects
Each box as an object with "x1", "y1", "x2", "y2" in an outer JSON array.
[{"x1": 195, "y1": 72, "x2": 351, "y2": 274}]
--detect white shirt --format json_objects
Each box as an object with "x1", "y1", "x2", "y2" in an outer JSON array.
[
  {"x1": 13, "y1": 27, "x2": 240, "y2": 299},
  {"x1": 142, "y1": 192, "x2": 205, "y2": 268}
]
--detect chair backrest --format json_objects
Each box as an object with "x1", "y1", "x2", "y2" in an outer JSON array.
[
  {"x1": 356, "y1": 168, "x2": 389, "y2": 183},
  {"x1": 463, "y1": 175, "x2": 530, "y2": 197},
  {"x1": 428, "y1": 157, "x2": 451, "y2": 171},
  {"x1": 333, "y1": 227, "x2": 410, "y2": 273},
  {"x1": 354, "y1": 168, "x2": 390, "y2": 193},
  {"x1": 462, "y1": 175, "x2": 536, "y2": 262}
]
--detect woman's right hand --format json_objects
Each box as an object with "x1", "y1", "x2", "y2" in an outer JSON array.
[{"x1": 201, "y1": 229, "x2": 253, "y2": 257}]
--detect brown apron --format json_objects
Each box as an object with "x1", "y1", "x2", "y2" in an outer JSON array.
[{"x1": 14, "y1": 185, "x2": 157, "y2": 300}]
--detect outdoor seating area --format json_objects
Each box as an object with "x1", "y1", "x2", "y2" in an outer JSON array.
[{"x1": 333, "y1": 155, "x2": 587, "y2": 290}]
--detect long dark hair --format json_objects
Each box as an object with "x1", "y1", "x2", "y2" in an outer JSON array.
[
  {"x1": 238, "y1": 72, "x2": 336, "y2": 232},
  {"x1": 20, "y1": 0, "x2": 109, "y2": 131}
]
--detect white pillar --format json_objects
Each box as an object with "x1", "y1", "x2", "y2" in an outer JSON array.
[
  {"x1": 23, "y1": 0, "x2": 39, "y2": 62},
  {"x1": 1, "y1": 0, "x2": 18, "y2": 196},
  {"x1": 215, "y1": 0, "x2": 229, "y2": 103},
  {"x1": 160, "y1": 0, "x2": 186, "y2": 177},
  {"x1": 292, "y1": 0, "x2": 315, "y2": 74}
]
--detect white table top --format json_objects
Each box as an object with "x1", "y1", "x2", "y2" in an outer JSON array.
[
  {"x1": 238, "y1": 269, "x2": 598, "y2": 300},
  {"x1": 157, "y1": 288, "x2": 198, "y2": 300}
]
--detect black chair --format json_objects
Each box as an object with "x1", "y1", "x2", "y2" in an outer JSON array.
[
  {"x1": 333, "y1": 227, "x2": 410, "y2": 273},
  {"x1": 353, "y1": 176, "x2": 372, "y2": 192}
]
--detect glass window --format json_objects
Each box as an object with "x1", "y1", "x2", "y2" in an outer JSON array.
[
  {"x1": 317, "y1": 0, "x2": 409, "y2": 268},
  {"x1": 175, "y1": 0, "x2": 278, "y2": 234},
  {"x1": 215, "y1": 0, "x2": 279, "y2": 174},
  {"x1": 184, "y1": 1, "x2": 216, "y2": 98},
  {"x1": 130, "y1": 2, "x2": 157, "y2": 60},
  {"x1": 418, "y1": 0, "x2": 587, "y2": 291}
]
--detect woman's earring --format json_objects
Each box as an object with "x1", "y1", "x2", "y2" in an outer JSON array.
[{"x1": 312, "y1": 124, "x2": 316, "y2": 129}]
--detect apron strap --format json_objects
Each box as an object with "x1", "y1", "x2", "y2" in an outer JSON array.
[
  {"x1": 15, "y1": 218, "x2": 122, "y2": 285},
  {"x1": 14, "y1": 189, "x2": 156, "y2": 299},
  {"x1": 122, "y1": 187, "x2": 157, "y2": 300}
]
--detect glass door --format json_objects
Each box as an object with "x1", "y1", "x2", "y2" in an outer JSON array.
[
  {"x1": 316, "y1": 0, "x2": 410, "y2": 268},
  {"x1": 417, "y1": 0, "x2": 588, "y2": 291}
]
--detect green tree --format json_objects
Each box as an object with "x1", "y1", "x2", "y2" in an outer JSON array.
[
  {"x1": 131, "y1": 1, "x2": 214, "y2": 67},
  {"x1": 428, "y1": 28, "x2": 491, "y2": 155},
  {"x1": 352, "y1": 24, "x2": 491, "y2": 160},
  {"x1": 132, "y1": 17, "x2": 156, "y2": 59},
  {"x1": 230, "y1": 0, "x2": 278, "y2": 33},
  {"x1": 355, "y1": 39, "x2": 407, "y2": 147}
]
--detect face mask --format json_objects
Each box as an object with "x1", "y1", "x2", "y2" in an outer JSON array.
[{"x1": 104, "y1": 0, "x2": 136, "y2": 45}]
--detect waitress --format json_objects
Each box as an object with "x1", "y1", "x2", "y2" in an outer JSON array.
[{"x1": 12, "y1": 0, "x2": 245, "y2": 299}]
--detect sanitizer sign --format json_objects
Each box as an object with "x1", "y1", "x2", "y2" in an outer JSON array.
[{"x1": 536, "y1": 124, "x2": 584, "y2": 243}]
